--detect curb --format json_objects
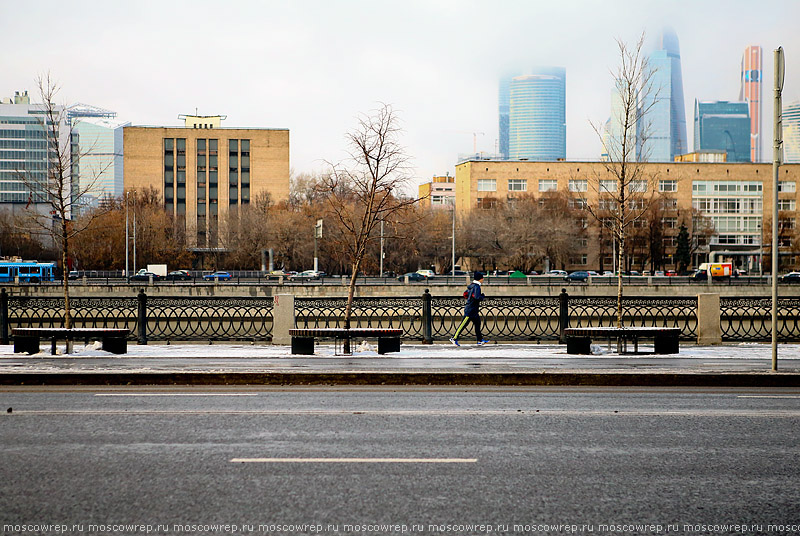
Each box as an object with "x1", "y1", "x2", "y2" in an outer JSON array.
[{"x1": 2, "y1": 371, "x2": 800, "y2": 387}]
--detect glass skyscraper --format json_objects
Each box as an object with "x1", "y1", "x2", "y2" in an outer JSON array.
[
  {"x1": 739, "y1": 45, "x2": 763, "y2": 162},
  {"x1": 694, "y1": 100, "x2": 751, "y2": 162},
  {"x1": 72, "y1": 117, "x2": 129, "y2": 204},
  {"x1": 784, "y1": 102, "x2": 800, "y2": 163},
  {"x1": 498, "y1": 74, "x2": 513, "y2": 159},
  {"x1": 0, "y1": 91, "x2": 69, "y2": 208},
  {"x1": 507, "y1": 67, "x2": 566, "y2": 161},
  {"x1": 646, "y1": 28, "x2": 688, "y2": 162}
]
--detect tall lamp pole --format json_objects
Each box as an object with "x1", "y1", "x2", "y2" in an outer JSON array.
[
  {"x1": 124, "y1": 192, "x2": 129, "y2": 279},
  {"x1": 451, "y1": 201, "x2": 456, "y2": 276},
  {"x1": 380, "y1": 219, "x2": 384, "y2": 278},
  {"x1": 314, "y1": 219, "x2": 323, "y2": 272},
  {"x1": 772, "y1": 46, "x2": 785, "y2": 371}
]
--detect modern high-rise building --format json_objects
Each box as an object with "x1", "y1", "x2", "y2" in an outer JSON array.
[
  {"x1": 72, "y1": 116, "x2": 129, "y2": 204},
  {"x1": 784, "y1": 102, "x2": 800, "y2": 163},
  {"x1": 693, "y1": 100, "x2": 751, "y2": 163},
  {"x1": 602, "y1": 79, "x2": 640, "y2": 162},
  {"x1": 646, "y1": 28, "x2": 688, "y2": 162},
  {"x1": 739, "y1": 45, "x2": 763, "y2": 162},
  {"x1": 507, "y1": 67, "x2": 566, "y2": 161},
  {"x1": 498, "y1": 74, "x2": 513, "y2": 159},
  {"x1": 0, "y1": 90, "x2": 70, "y2": 214}
]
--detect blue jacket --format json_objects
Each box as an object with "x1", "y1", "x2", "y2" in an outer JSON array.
[{"x1": 464, "y1": 282, "x2": 485, "y2": 316}]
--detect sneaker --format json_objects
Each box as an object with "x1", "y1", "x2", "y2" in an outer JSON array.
[
  {"x1": 477, "y1": 339, "x2": 491, "y2": 346},
  {"x1": 449, "y1": 338, "x2": 460, "y2": 347}
]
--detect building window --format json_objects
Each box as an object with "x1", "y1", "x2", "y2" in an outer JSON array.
[
  {"x1": 570, "y1": 198, "x2": 587, "y2": 209},
  {"x1": 508, "y1": 178, "x2": 527, "y2": 191},
  {"x1": 779, "y1": 218, "x2": 796, "y2": 230},
  {"x1": 779, "y1": 181, "x2": 796, "y2": 193},
  {"x1": 662, "y1": 217, "x2": 677, "y2": 229},
  {"x1": 569, "y1": 179, "x2": 587, "y2": 192},
  {"x1": 659, "y1": 179, "x2": 677, "y2": 192},
  {"x1": 477, "y1": 179, "x2": 496, "y2": 192},
  {"x1": 538, "y1": 179, "x2": 557, "y2": 192},
  {"x1": 629, "y1": 180, "x2": 647, "y2": 193},
  {"x1": 778, "y1": 199, "x2": 796, "y2": 211},
  {"x1": 599, "y1": 179, "x2": 617, "y2": 193}
]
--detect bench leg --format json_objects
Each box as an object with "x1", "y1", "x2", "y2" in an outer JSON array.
[
  {"x1": 14, "y1": 336, "x2": 40, "y2": 355},
  {"x1": 291, "y1": 336, "x2": 315, "y2": 355},
  {"x1": 102, "y1": 337, "x2": 128, "y2": 354},
  {"x1": 378, "y1": 337, "x2": 401, "y2": 355},
  {"x1": 566, "y1": 337, "x2": 591, "y2": 355},
  {"x1": 654, "y1": 335, "x2": 679, "y2": 354}
]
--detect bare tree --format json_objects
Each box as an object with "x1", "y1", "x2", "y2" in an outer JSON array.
[
  {"x1": 15, "y1": 74, "x2": 111, "y2": 330},
  {"x1": 586, "y1": 34, "x2": 660, "y2": 327},
  {"x1": 319, "y1": 104, "x2": 418, "y2": 352}
]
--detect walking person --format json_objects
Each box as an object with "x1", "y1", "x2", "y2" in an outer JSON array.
[{"x1": 450, "y1": 271, "x2": 490, "y2": 346}]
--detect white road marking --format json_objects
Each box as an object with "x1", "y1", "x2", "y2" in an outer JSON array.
[
  {"x1": 737, "y1": 395, "x2": 800, "y2": 399},
  {"x1": 230, "y1": 458, "x2": 477, "y2": 463},
  {"x1": 94, "y1": 393, "x2": 258, "y2": 397},
  {"x1": 5, "y1": 409, "x2": 800, "y2": 417}
]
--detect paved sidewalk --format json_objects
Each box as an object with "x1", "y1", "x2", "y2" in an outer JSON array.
[{"x1": 1, "y1": 342, "x2": 799, "y2": 387}]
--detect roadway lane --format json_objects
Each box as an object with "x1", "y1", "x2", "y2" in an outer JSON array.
[{"x1": 1, "y1": 387, "x2": 799, "y2": 535}]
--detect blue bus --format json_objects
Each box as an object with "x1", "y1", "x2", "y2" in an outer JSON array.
[{"x1": 0, "y1": 261, "x2": 57, "y2": 283}]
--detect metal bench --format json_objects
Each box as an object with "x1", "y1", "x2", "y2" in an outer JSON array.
[
  {"x1": 12, "y1": 328, "x2": 131, "y2": 355},
  {"x1": 289, "y1": 328, "x2": 403, "y2": 355},
  {"x1": 564, "y1": 327, "x2": 680, "y2": 355}
]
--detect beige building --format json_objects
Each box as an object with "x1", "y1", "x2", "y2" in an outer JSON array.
[
  {"x1": 418, "y1": 175, "x2": 456, "y2": 209},
  {"x1": 456, "y1": 159, "x2": 800, "y2": 272},
  {"x1": 124, "y1": 120, "x2": 289, "y2": 248}
]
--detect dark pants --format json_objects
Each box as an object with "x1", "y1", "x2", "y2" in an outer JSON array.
[{"x1": 453, "y1": 313, "x2": 482, "y2": 342}]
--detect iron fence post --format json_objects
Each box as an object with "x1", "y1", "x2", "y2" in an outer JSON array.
[
  {"x1": 137, "y1": 289, "x2": 148, "y2": 345},
  {"x1": 1, "y1": 288, "x2": 8, "y2": 345},
  {"x1": 422, "y1": 289, "x2": 433, "y2": 344},
  {"x1": 559, "y1": 288, "x2": 569, "y2": 343}
]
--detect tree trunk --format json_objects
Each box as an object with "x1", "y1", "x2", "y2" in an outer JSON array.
[
  {"x1": 61, "y1": 221, "x2": 72, "y2": 332},
  {"x1": 616, "y1": 235, "x2": 624, "y2": 329},
  {"x1": 343, "y1": 256, "x2": 363, "y2": 354}
]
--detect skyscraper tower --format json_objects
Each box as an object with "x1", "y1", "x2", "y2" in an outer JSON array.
[
  {"x1": 508, "y1": 67, "x2": 566, "y2": 161},
  {"x1": 783, "y1": 102, "x2": 800, "y2": 163},
  {"x1": 646, "y1": 28, "x2": 688, "y2": 161},
  {"x1": 498, "y1": 73, "x2": 513, "y2": 159},
  {"x1": 739, "y1": 45, "x2": 763, "y2": 162}
]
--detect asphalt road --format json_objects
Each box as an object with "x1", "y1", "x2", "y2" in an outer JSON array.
[{"x1": 1, "y1": 386, "x2": 799, "y2": 536}]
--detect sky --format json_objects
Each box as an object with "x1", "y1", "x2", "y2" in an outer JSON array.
[{"x1": 3, "y1": 0, "x2": 800, "y2": 195}]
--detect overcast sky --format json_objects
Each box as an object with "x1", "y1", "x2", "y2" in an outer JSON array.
[{"x1": 3, "y1": 0, "x2": 799, "y2": 193}]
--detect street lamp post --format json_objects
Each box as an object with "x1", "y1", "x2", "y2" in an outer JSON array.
[
  {"x1": 772, "y1": 46, "x2": 785, "y2": 371},
  {"x1": 380, "y1": 219, "x2": 384, "y2": 278},
  {"x1": 451, "y1": 201, "x2": 456, "y2": 276}
]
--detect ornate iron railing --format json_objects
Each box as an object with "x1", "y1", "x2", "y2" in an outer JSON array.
[
  {"x1": 568, "y1": 296, "x2": 698, "y2": 340},
  {"x1": 295, "y1": 297, "x2": 424, "y2": 338},
  {"x1": 145, "y1": 297, "x2": 273, "y2": 341},
  {"x1": 431, "y1": 296, "x2": 561, "y2": 341},
  {"x1": 5, "y1": 290, "x2": 800, "y2": 345},
  {"x1": 8, "y1": 296, "x2": 139, "y2": 332},
  {"x1": 721, "y1": 297, "x2": 800, "y2": 341},
  {"x1": 4, "y1": 294, "x2": 273, "y2": 342}
]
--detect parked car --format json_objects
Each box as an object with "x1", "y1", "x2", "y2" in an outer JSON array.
[
  {"x1": 654, "y1": 270, "x2": 666, "y2": 277},
  {"x1": 665, "y1": 270, "x2": 677, "y2": 276},
  {"x1": 416, "y1": 269, "x2": 436, "y2": 278},
  {"x1": 780, "y1": 272, "x2": 800, "y2": 283},
  {"x1": 547, "y1": 270, "x2": 567, "y2": 276},
  {"x1": 289, "y1": 270, "x2": 323, "y2": 281},
  {"x1": 203, "y1": 271, "x2": 232, "y2": 281},
  {"x1": 398, "y1": 272, "x2": 427, "y2": 282},
  {"x1": 68, "y1": 270, "x2": 79, "y2": 280},
  {"x1": 165, "y1": 270, "x2": 192, "y2": 281},
  {"x1": 564, "y1": 270, "x2": 590, "y2": 282},
  {"x1": 130, "y1": 269, "x2": 162, "y2": 282}
]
